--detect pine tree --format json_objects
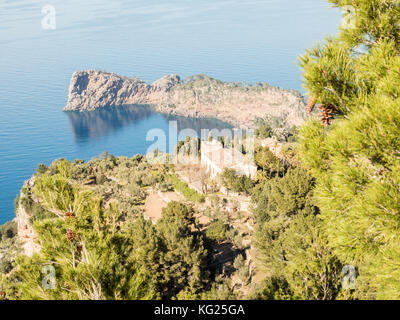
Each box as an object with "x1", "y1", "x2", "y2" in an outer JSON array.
[
  {"x1": 299, "y1": 0, "x2": 400, "y2": 299},
  {"x1": 281, "y1": 214, "x2": 343, "y2": 300},
  {"x1": 252, "y1": 168, "x2": 318, "y2": 275},
  {"x1": 252, "y1": 169, "x2": 345, "y2": 300},
  {"x1": 8, "y1": 163, "x2": 159, "y2": 300},
  {"x1": 156, "y1": 202, "x2": 209, "y2": 298}
]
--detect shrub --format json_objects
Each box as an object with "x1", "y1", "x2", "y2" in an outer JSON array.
[
  {"x1": 168, "y1": 175, "x2": 205, "y2": 203},
  {"x1": 254, "y1": 146, "x2": 286, "y2": 178},
  {"x1": 255, "y1": 123, "x2": 272, "y2": 139},
  {"x1": 73, "y1": 159, "x2": 85, "y2": 165},
  {"x1": 35, "y1": 164, "x2": 48, "y2": 175},
  {"x1": 96, "y1": 174, "x2": 107, "y2": 185},
  {"x1": 233, "y1": 255, "x2": 250, "y2": 285},
  {"x1": 220, "y1": 169, "x2": 254, "y2": 195},
  {"x1": 0, "y1": 220, "x2": 17, "y2": 241},
  {"x1": 159, "y1": 181, "x2": 173, "y2": 192},
  {"x1": 205, "y1": 220, "x2": 227, "y2": 242}
]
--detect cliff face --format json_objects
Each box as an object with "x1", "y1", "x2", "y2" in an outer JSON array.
[
  {"x1": 16, "y1": 204, "x2": 40, "y2": 257},
  {"x1": 64, "y1": 71, "x2": 307, "y2": 128},
  {"x1": 16, "y1": 178, "x2": 41, "y2": 257}
]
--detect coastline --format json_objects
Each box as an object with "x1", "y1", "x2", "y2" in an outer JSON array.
[{"x1": 64, "y1": 71, "x2": 308, "y2": 129}]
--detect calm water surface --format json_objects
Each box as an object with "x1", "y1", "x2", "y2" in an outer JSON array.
[{"x1": 0, "y1": 0, "x2": 341, "y2": 223}]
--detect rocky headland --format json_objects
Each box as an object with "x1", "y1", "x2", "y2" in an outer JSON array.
[{"x1": 63, "y1": 70, "x2": 307, "y2": 128}]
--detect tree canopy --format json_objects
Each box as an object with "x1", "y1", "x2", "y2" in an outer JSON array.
[{"x1": 299, "y1": 0, "x2": 400, "y2": 299}]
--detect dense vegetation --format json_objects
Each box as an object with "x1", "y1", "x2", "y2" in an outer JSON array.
[
  {"x1": 0, "y1": 155, "x2": 215, "y2": 299},
  {"x1": 254, "y1": 118, "x2": 297, "y2": 143},
  {"x1": 0, "y1": 154, "x2": 245, "y2": 300},
  {"x1": 250, "y1": 168, "x2": 345, "y2": 299},
  {"x1": 0, "y1": 221, "x2": 18, "y2": 276},
  {"x1": 247, "y1": 0, "x2": 400, "y2": 300},
  {"x1": 220, "y1": 169, "x2": 254, "y2": 195},
  {"x1": 297, "y1": 0, "x2": 400, "y2": 299},
  {"x1": 1, "y1": 137, "x2": 335, "y2": 300},
  {"x1": 1, "y1": 0, "x2": 400, "y2": 300}
]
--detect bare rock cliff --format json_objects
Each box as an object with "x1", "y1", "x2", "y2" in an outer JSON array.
[
  {"x1": 16, "y1": 178, "x2": 41, "y2": 257},
  {"x1": 64, "y1": 70, "x2": 307, "y2": 128}
]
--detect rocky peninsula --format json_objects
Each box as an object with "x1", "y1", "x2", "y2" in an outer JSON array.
[{"x1": 63, "y1": 70, "x2": 307, "y2": 128}]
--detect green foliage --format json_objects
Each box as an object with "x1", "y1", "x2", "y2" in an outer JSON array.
[
  {"x1": 299, "y1": 0, "x2": 400, "y2": 299},
  {"x1": 1, "y1": 154, "x2": 215, "y2": 300},
  {"x1": 155, "y1": 202, "x2": 209, "y2": 298},
  {"x1": 226, "y1": 228, "x2": 245, "y2": 250},
  {"x1": 12, "y1": 173, "x2": 157, "y2": 300},
  {"x1": 6, "y1": 173, "x2": 211, "y2": 300},
  {"x1": 175, "y1": 141, "x2": 184, "y2": 154},
  {"x1": 255, "y1": 123, "x2": 272, "y2": 139},
  {"x1": 35, "y1": 164, "x2": 48, "y2": 175},
  {"x1": 73, "y1": 159, "x2": 85, "y2": 165},
  {"x1": 255, "y1": 118, "x2": 298, "y2": 142},
  {"x1": 252, "y1": 168, "x2": 318, "y2": 274},
  {"x1": 233, "y1": 254, "x2": 250, "y2": 286},
  {"x1": 159, "y1": 201, "x2": 195, "y2": 227},
  {"x1": 0, "y1": 220, "x2": 19, "y2": 279},
  {"x1": 19, "y1": 195, "x2": 53, "y2": 223},
  {"x1": 175, "y1": 137, "x2": 200, "y2": 157},
  {"x1": 15, "y1": 222, "x2": 156, "y2": 300},
  {"x1": 281, "y1": 213, "x2": 343, "y2": 300},
  {"x1": 158, "y1": 180, "x2": 174, "y2": 192},
  {"x1": 248, "y1": 276, "x2": 293, "y2": 300},
  {"x1": 251, "y1": 167, "x2": 344, "y2": 299},
  {"x1": 0, "y1": 220, "x2": 17, "y2": 241},
  {"x1": 200, "y1": 278, "x2": 236, "y2": 300},
  {"x1": 14, "y1": 195, "x2": 20, "y2": 212},
  {"x1": 33, "y1": 173, "x2": 91, "y2": 219},
  {"x1": 329, "y1": 0, "x2": 400, "y2": 51},
  {"x1": 168, "y1": 174, "x2": 205, "y2": 203},
  {"x1": 220, "y1": 169, "x2": 254, "y2": 195},
  {"x1": 205, "y1": 220, "x2": 228, "y2": 242},
  {"x1": 254, "y1": 146, "x2": 286, "y2": 179}
]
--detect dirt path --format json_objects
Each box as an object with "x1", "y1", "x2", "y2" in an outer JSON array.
[{"x1": 144, "y1": 190, "x2": 183, "y2": 223}]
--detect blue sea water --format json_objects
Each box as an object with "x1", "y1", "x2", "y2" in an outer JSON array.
[{"x1": 0, "y1": 0, "x2": 341, "y2": 223}]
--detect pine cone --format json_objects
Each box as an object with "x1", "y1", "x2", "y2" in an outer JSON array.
[
  {"x1": 76, "y1": 243, "x2": 83, "y2": 253},
  {"x1": 64, "y1": 212, "x2": 75, "y2": 219},
  {"x1": 318, "y1": 105, "x2": 335, "y2": 126},
  {"x1": 0, "y1": 291, "x2": 6, "y2": 299},
  {"x1": 307, "y1": 97, "x2": 317, "y2": 113},
  {"x1": 66, "y1": 229, "x2": 76, "y2": 242}
]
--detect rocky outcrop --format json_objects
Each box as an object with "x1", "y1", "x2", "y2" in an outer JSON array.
[
  {"x1": 16, "y1": 178, "x2": 41, "y2": 257},
  {"x1": 64, "y1": 71, "x2": 307, "y2": 128}
]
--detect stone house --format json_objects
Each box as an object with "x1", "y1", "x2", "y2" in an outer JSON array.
[{"x1": 200, "y1": 140, "x2": 257, "y2": 180}]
